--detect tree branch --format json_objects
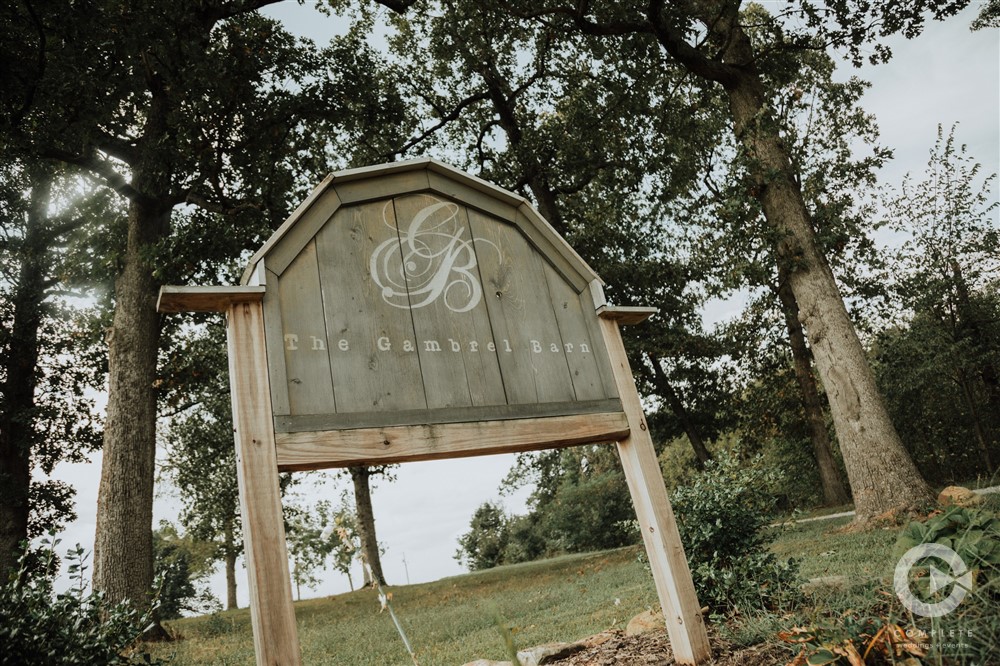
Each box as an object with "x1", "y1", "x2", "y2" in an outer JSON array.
[
  {"x1": 39, "y1": 148, "x2": 144, "y2": 204},
  {"x1": 183, "y1": 190, "x2": 261, "y2": 216},
  {"x1": 386, "y1": 91, "x2": 490, "y2": 159}
]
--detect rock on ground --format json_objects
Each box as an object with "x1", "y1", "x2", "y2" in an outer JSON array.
[
  {"x1": 938, "y1": 486, "x2": 982, "y2": 508},
  {"x1": 625, "y1": 610, "x2": 665, "y2": 637}
]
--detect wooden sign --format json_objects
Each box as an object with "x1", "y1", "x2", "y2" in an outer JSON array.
[{"x1": 158, "y1": 158, "x2": 710, "y2": 665}]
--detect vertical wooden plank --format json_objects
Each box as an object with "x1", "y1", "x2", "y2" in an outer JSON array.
[
  {"x1": 468, "y1": 210, "x2": 576, "y2": 405},
  {"x1": 276, "y1": 241, "x2": 337, "y2": 415},
  {"x1": 315, "y1": 200, "x2": 427, "y2": 413},
  {"x1": 227, "y1": 301, "x2": 301, "y2": 666},
  {"x1": 541, "y1": 263, "x2": 608, "y2": 401},
  {"x1": 599, "y1": 317, "x2": 711, "y2": 666},
  {"x1": 262, "y1": 269, "x2": 291, "y2": 418},
  {"x1": 580, "y1": 287, "x2": 619, "y2": 400},
  {"x1": 390, "y1": 194, "x2": 506, "y2": 409}
]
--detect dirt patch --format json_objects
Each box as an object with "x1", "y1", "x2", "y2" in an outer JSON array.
[{"x1": 548, "y1": 629, "x2": 789, "y2": 666}]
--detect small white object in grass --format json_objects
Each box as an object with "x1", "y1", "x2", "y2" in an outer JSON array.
[{"x1": 614, "y1": 598, "x2": 621, "y2": 606}]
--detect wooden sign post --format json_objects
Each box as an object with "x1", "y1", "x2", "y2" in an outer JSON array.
[{"x1": 158, "y1": 159, "x2": 711, "y2": 665}]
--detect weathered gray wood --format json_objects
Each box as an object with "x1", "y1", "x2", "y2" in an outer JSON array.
[
  {"x1": 241, "y1": 174, "x2": 335, "y2": 284},
  {"x1": 275, "y1": 241, "x2": 337, "y2": 415},
  {"x1": 335, "y1": 170, "x2": 430, "y2": 205},
  {"x1": 467, "y1": 209, "x2": 577, "y2": 404},
  {"x1": 314, "y1": 200, "x2": 427, "y2": 413},
  {"x1": 542, "y1": 261, "x2": 609, "y2": 401},
  {"x1": 227, "y1": 300, "x2": 301, "y2": 666},
  {"x1": 157, "y1": 285, "x2": 264, "y2": 313},
  {"x1": 274, "y1": 398, "x2": 623, "y2": 432},
  {"x1": 580, "y1": 288, "x2": 620, "y2": 400},
  {"x1": 597, "y1": 305, "x2": 658, "y2": 325},
  {"x1": 426, "y1": 171, "x2": 519, "y2": 222},
  {"x1": 267, "y1": 189, "x2": 341, "y2": 278},
  {"x1": 261, "y1": 269, "x2": 290, "y2": 417},
  {"x1": 274, "y1": 411, "x2": 631, "y2": 471},
  {"x1": 390, "y1": 194, "x2": 507, "y2": 409},
  {"x1": 514, "y1": 203, "x2": 595, "y2": 292}
]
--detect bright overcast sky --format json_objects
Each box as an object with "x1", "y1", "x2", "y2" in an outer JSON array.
[{"x1": 49, "y1": 3, "x2": 998, "y2": 610}]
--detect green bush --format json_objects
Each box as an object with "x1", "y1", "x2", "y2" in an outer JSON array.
[
  {"x1": 0, "y1": 536, "x2": 161, "y2": 666},
  {"x1": 455, "y1": 502, "x2": 510, "y2": 571},
  {"x1": 537, "y1": 470, "x2": 638, "y2": 554},
  {"x1": 669, "y1": 451, "x2": 800, "y2": 615}
]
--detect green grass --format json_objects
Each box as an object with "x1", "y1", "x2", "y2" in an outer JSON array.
[
  {"x1": 154, "y1": 547, "x2": 661, "y2": 665},
  {"x1": 150, "y1": 518, "x2": 919, "y2": 665},
  {"x1": 769, "y1": 516, "x2": 897, "y2": 583}
]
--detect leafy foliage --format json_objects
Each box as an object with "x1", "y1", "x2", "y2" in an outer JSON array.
[
  {"x1": 669, "y1": 451, "x2": 800, "y2": 614},
  {"x1": 152, "y1": 522, "x2": 219, "y2": 620},
  {"x1": 0, "y1": 536, "x2": 160, "y2": 665},
  {"x1": 894, "y1": 506, "x2": 1000, "y2": 581},
  {"x1": 874, "y1": 125, "x2": 1000, "y2": 482},
  {"x1": 455, "y1": 502, "x2": 509, "y2": 571}
]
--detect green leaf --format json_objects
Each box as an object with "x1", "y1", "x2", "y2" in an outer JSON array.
[{"x1": 807, "y1": 648, "x2": 840, "y2": 665}]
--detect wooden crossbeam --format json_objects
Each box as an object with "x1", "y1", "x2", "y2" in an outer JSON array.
[{"x1": 274, "y1": 412, "x2": 630, "y2": 472}]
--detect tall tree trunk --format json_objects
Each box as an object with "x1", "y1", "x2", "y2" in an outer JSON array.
[
  {"x1": 730, "y1": 80, "x2": 932, "y2": 520},
  {"x1": 663, "y1": 6, "x2": 933, "y2": 521},
  {"x1": 349, "y1": 466, "x2": 386, "y2": 586},
  {"x1": 956, "y1": 370, "x2": 995, "y2": 473},
  {"x1": 776, "y1": 269, "x2": 851, "y2": 506},
  {"x1": 223, "y1": 517, "x2": 238, "y2": 611},
  {"x1": 647, "y1": 354, "x2": 712, "y2": 468},
  {"x1": 93, "y1": 196, "x2": 170, "y2": 610},
  {"x1": 0, "y1": 176, "x2": 50, "y2": 575}
]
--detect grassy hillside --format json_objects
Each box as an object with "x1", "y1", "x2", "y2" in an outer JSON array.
[
  {"x1": 151, "y1": 515, "x2": 902, "y2": 665},
  {"x1": 154, "y1": 546, "x2": 662, "y2": 665}
]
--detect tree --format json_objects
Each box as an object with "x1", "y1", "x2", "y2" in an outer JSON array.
[
  {"x1": 348, "y1": 466, "x2": 390, "y2": 586},
  {"x1": 455, "y1": 502, "x2": 509, "y2": 571},
  {"x1": 0, "y1": 159, "x2": 103, "y2": 575},
  {"x1": 152, "y1": 522, "x2": 218, "y2": 620},
  {"x1": 496, "y1": 445, "x2": 638, "y2": 561},
  {"x1": 325, "y1": 500, "x2": 362, "y2": 591},
  {"x1": 1, "y1": 0, "x2": 413, "y2": 608},
  {"x1": 876, "y1": 125, "x2": 1000, "y2": 477},
  {"x1": 685, "y1": 39, "x2": 887, "y2": 506},
  {"x1": 387, "y1": 0, "x2": 730, "y2": 466},
  {"x1": 442, "y1": 0, "x2": 955, "y2": 522},
  {"x1": 284, "y1": 501, "x2": 331, "y2": 602},
  {"x1": 161, "y1": 323, "x2": 244, "y2": 611}
]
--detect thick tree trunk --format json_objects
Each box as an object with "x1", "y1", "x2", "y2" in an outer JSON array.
[
  {"x1": 349, "y1": 466, "x2": 386, "y2": 586},
  {"x1": 223, "y1": 518, "x2": 238, "y2": 611},
  {"x1": 0, "y1": 178, "x2": 49, "y2": 575},
  {"x1": 696, "y1": 12, "x2": 933, "y2": 522},
  {"x1": 776, "y1": 270, "x2": 851, "y2": 506},
  {"x1": 93, "y1": 197, "x2": 169, "y2": 610},
  {"x1": 647, "y1": 354, "x2": 712, "y2": 468}
]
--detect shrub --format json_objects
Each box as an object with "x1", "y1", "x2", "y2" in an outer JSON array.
[
  {"x1": 455, "y1": 502, "x2": 510, "y2": 571},
  {"x1": 669, "y1": 451, "x2": 800, "y2": 615},
  {"x1": 537, "y1": 469, "x2": 638, "y2": 554},
  {"x1": 0, "y1": 536, "x2": 161, "y2": 666}
]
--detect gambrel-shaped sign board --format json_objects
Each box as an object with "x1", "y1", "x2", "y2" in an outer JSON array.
[{"x1": 158, "y1": 159, "x2": 710, "y2": 666}]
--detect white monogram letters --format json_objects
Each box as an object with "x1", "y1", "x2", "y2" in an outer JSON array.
[{"x1": 369, "y1": 199, "x2": 499, "y2": 312}]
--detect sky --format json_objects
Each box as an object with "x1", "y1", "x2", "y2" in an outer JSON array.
[{"x1": 47, "y1": 2, "x2": 999, "y2": 609}]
